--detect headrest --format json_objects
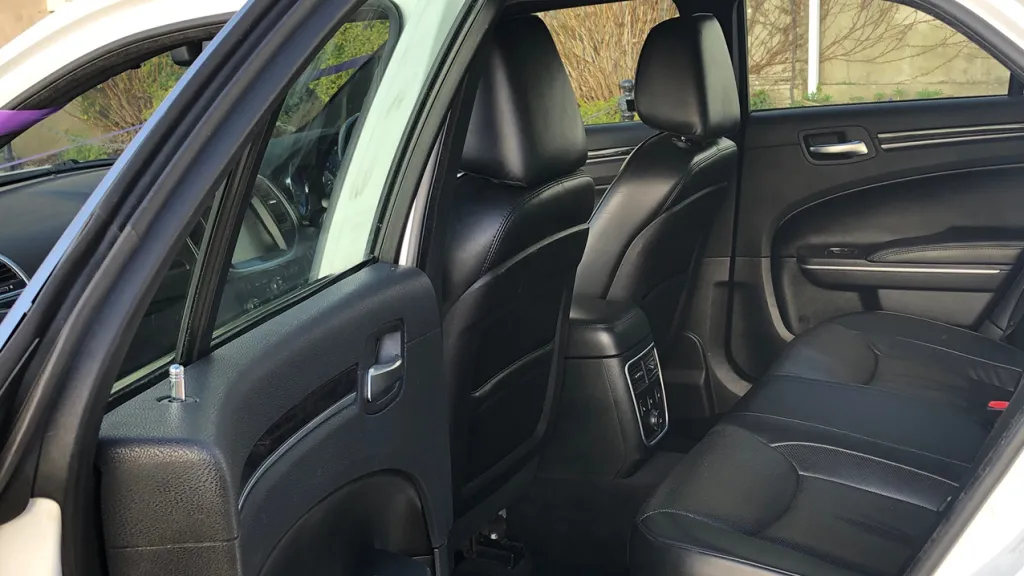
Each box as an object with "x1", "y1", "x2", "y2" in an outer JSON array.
[
  {"x1": 635, "y1": 14, "x2": 741, "y2": 140},
  {"x1": 461, "y1": 16, "x2": 587, "y2": 187}
]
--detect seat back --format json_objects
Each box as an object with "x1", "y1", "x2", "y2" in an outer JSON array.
[
  {"x1": 442, "y1": 15, "x2": 594, "y2": 531},
  {"x1": 574, "y1": 14, "x2": 741, "y2": 349}
]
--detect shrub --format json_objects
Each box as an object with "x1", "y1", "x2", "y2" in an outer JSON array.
[
  {"x1": 803, "y1": 89, "x2": 834, "y2": 104},
  {"x1": 750, "y1": 88, "x2": 776, "y2": 110},
  {"x1": 72, "y1": 53, "x2": 184, "y2": 149},
  {"x1": 915, "y1": 88, "x2": 945, "y2": 99},
  {"x1": 579, "y1": 97, "x2": 621, "y2": 125}
]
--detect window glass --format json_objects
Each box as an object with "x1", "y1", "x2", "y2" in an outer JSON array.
[
  {"x1": 2, "y1": 52, "x2": 187, "y2": 172},
  {"x1": 746, "y1": 0, "x2": 1011, "y2": 109},
  {"x1": 111, "y1": 0, "x2": 473, "y2": 392},
  {"x1": 213, "y1": 14, "x2": 395, "y2": 333},
  {"x1": 114, "y1": 15, "x2": 395, "y2": 386},
  {"x1": 116, "y1": 224, "x2": 206, "y2": 384},
  {"x1": 539, "y1": 0, "x2": 678, "y2": 125}
]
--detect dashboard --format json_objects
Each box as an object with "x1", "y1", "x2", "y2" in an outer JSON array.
[{"x1": 0, "y1": 126, "x2": 345, "y2": 371}]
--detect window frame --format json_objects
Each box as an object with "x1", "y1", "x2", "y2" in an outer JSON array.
[
  {"x1": 739, "y1": 0, "x2": 1022, "y2": 114},
  {"x1": 108, "y1": 0, "x2": 480, "y2": 401},
  {"x1": 0, "y1": 19, "x2": 228, "y2": 150}
]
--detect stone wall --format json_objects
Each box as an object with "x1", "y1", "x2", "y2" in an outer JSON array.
[{"x1": 749, "y1": 0, "x2": 1010, "y2": 107}]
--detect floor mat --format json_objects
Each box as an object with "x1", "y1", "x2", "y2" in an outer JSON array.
[{"x1": 506, "y1": 451, "x2": 684, "y2": 576}]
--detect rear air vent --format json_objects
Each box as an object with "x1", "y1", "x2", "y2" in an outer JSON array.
[{"x1": 0, "y1": 256, "x2": 28, "y2": 311}]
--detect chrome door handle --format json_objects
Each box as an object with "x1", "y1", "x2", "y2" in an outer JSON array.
[
  {"x1": 365, "y1": 357, "x2": 402, "y2": 403},
  {"x1": 808, "y1": 141, "x2": 869, "y2": 156}
]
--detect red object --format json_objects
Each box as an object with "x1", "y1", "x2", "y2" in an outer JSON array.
[{"x1": 988, "y1": 401, "x2": 1010, "y2": 411}]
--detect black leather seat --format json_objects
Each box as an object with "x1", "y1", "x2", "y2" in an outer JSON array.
[
  {"x1": 573, "y1": 14, "x2": 740, "y2": 349},
  {"x1": 631, "y1": 310, "x2": 1024, "y2": 575},
  {"x1": 441, "y1": 16, "x2": 594, "y2": 537}
]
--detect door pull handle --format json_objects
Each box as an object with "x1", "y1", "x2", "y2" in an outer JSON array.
[{"x1": 807, "y1": 141, "x2": 869, "y2": 156}]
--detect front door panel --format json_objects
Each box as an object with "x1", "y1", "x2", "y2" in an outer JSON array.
[{"x1": 98, "y1": 264, "x2": 448, "y2": 576}]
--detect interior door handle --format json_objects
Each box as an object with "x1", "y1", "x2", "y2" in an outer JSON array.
[
  {"x1": 807, "y1": 141, "x2": 869, "y2": 156},
  {"x1": 365, "y1": 357, "x2": 403, "y2": 403}
]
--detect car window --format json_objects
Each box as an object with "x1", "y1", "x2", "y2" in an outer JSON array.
[
  {"x1": 214, "y1": 17, "x2": 393, "y2": 333},
  {"x1": 539, "y1": 0, "x2": 678, "y2": 125},
  {"x1": 113, "y1": 5, "x2": 401, "y2": 389},
  {"x1": 1, "y1": 51, "x2": 187, "y2": 172},
  {"x1": 745, "y1": 0, "x2": 1012, "y2": 109}
]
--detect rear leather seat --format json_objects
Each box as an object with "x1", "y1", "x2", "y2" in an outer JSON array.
[{"x1": 630, "y1": 312, "x2": 1022, "y2": 576}]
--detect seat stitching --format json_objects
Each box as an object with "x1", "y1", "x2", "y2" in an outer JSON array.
[
  {"x1": 792, "y1": 470, "x2": 941, "y2": 511},
  {"x1": 866, "y1": 339, "x2": 882, "y2": 385},
  {"x1": 573, "y1": 308, "x2": 639, "y2": 330},
  {"x1": 588, "y1": 132, "x2": 663, "y2": 220},
  {"x1": 637, "y1": 506, "x2": 731, "y2": 526},
  {"x1": 656, "y1": 139, "x2": 735, "y2": 216},
  {"x1": 762, "y1": 373, "x2": 973, "y2": 407},
  {"x1": 728, "y1": 412, "x2": 972, "y2": 467},
  {"x1": 479, "y1": 171, "x2": 583, "y2": 276},
  {"x1": 769, "y1": 441, "x2": 959, "y2": 486},
  {"x1": 837, "y1": 311, "x2": 1006, "y2": 343},
  {"x1": 883, "y1": 333, "x2": 1024, "y2": 376}
]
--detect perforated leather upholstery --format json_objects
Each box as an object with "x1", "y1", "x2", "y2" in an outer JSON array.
[{"x1": 632, "y1": 311, "x2": 1023, "y2": 575}]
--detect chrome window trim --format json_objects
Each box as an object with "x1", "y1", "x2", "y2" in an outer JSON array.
[
  {"x1": 878, "y1": 123, "x2": 1024, "y2": 150},
  {"x1": 800, "y1": 264, "x2": 1004, "y2": 274}
]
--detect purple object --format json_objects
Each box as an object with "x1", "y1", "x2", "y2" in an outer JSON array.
[
  {"x1": 0, "y1": 107, "x2": 61, "y2": 138},
  {"x1": 310, "y1": 55, "x2": 372, "y2": 81},
  {"x1": 0, "y1": 123, "x2": 142, "y2": 171}
]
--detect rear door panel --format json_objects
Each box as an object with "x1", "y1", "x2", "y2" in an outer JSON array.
[
  {"x1": 732, "y1": 97, "x2": 1024, "y2": 377},
  {"x1": 98, "y1": 264, "x2": 449, "y2": 576}
]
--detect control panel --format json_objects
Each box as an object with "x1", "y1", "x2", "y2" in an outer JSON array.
[{"x1": 624, "y1": 344, "x2": 668, "y2": 445}]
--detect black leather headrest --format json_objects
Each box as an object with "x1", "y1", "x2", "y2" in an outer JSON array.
[
  {"x1": 635, "y1": 14, "x2": 741, "y2": 140},
  {"x1": 461, "y1": 16, "x2": 587, "y2": 187}
]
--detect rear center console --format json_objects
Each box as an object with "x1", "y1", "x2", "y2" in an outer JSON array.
[
  {"x1": 624, "y1": 343, "x2": 668, "y2": 444},
  {"x1": 540, "y1": 296, "x2": 668, "y2": 479}
]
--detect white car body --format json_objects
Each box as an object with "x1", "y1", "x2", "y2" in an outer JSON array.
[
  {"x1": 2, "y1": 0, "x2": 1024, "y2": 574},
  {"x1": 0, "y1": 0, "x2": 242, "y2": 108}
]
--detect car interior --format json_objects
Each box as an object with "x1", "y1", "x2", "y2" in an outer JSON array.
[{"x1": 2, "y1": 0, "x2": 1024, "y2": 574}]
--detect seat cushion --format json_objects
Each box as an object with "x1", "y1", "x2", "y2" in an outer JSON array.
[
  {"x1": 768, "y1": 312, "x2": 1024, "y2": 414},
  {"x1": 631, "y1": 311, "x2": 1023, "y2": 575},
  {"x1": 632, "y1": 424, "x2": 950, "y2": 576}
]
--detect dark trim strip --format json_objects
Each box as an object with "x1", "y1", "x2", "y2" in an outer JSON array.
[
  {"x1": 878, "y1": 123, "x2": 1024, "y2": 150},
  {"x1": 239, "y1": 364, "x2": 358, "y2": 506},
  {"x1": 587, "y1": 146, "x2": 634, "y2": 161}
]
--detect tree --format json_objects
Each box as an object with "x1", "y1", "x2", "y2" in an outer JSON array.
[
  {"x1": 541, "y1": 0, "x2": 677, "y2": 104},
  {"x1": 747, "y1": 0, "x2": 972, "y2": 102},
  {"x1": 71, "y1": 54, "x2": 185, "y2": 151}
]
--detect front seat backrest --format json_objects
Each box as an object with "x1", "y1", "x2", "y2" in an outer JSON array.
[
  {"x1": 573, "y1": 14, "x2": 740, "y2": 350},
  {"x1": 442, "y1": 16, "x2": 594, "y2": 534}
]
